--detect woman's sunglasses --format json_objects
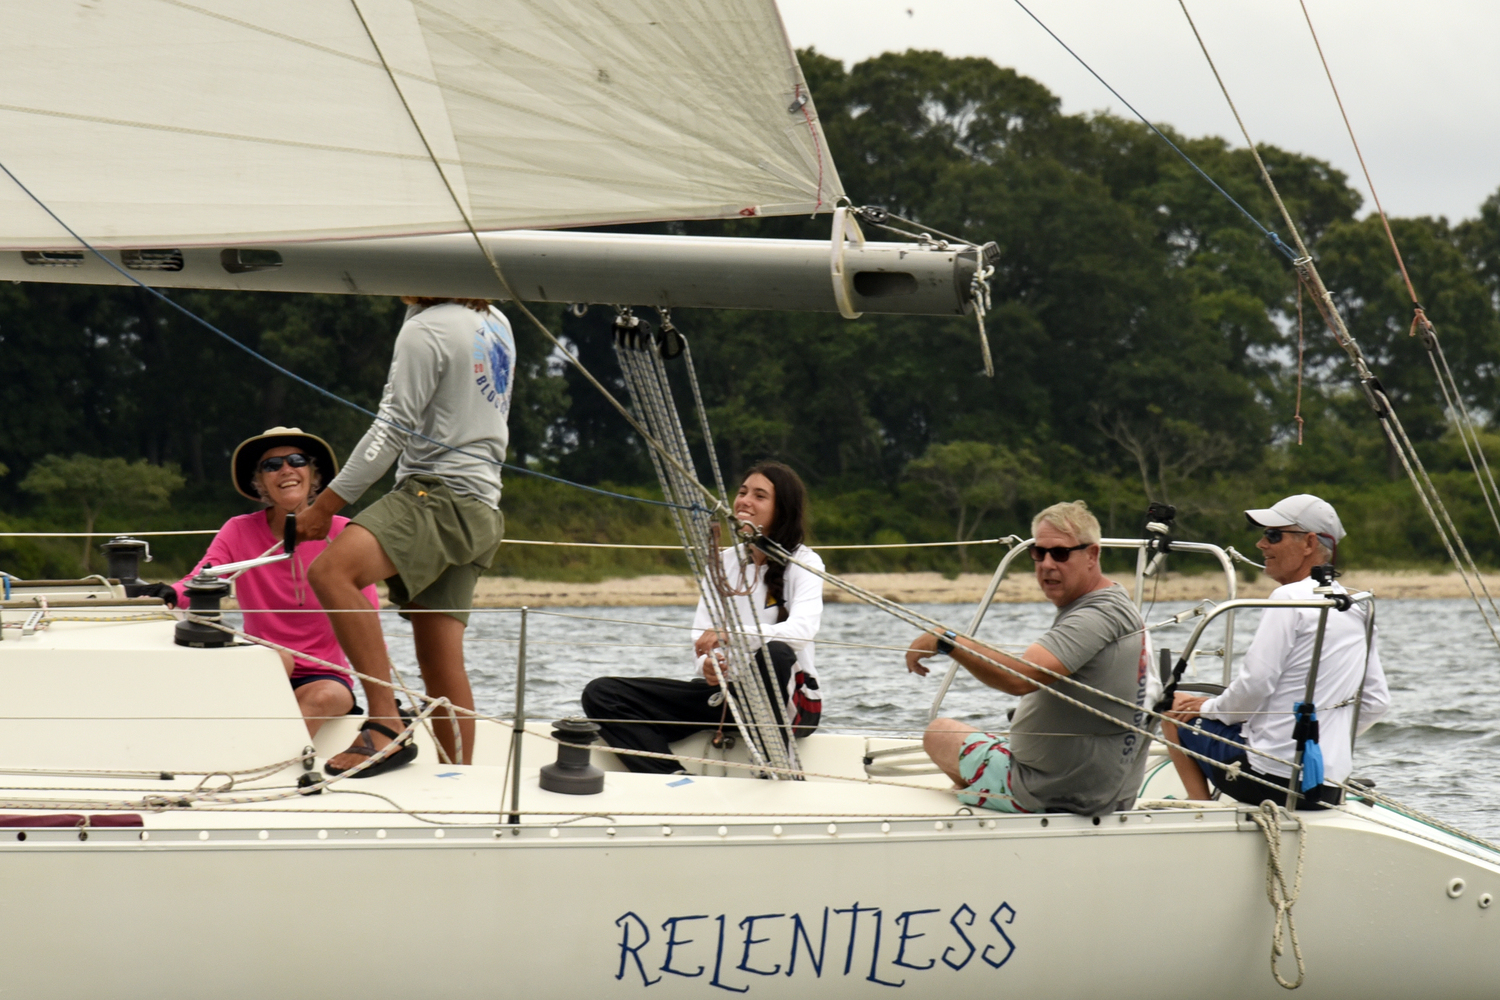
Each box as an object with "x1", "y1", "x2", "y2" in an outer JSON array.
[
  {"x1": 1259, "y1": 527, "x2": 1308, "y2": 544},
  {"x1": 259, "y1": 453, "x2": 312, "y2": 473},
  {"x1": 1028, "y1": 542, "x2": 1091, "y2": 563}
]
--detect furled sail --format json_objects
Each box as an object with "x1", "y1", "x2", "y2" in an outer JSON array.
[{"x1": 0, "y1": 0, "x2": 843, "y2": 249}]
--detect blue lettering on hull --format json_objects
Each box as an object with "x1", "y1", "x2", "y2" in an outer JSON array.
[{"x1": 614, "y1": 902, "x2": 1017, "y2": 990}]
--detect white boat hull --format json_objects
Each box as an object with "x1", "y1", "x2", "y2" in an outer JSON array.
[
  {"x1": 3, "y1": 594, "x2": 1496, "y2": 997},
  {"x1": 2, "y1": 797, "x2": 1496, "y2": 999}
]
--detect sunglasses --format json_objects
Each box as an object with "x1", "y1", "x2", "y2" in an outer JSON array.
[
  {"x1": 1259, "y1": 527, "x2": 1309, "y2": 544},
  {"x1": 258, "y1": 453, "x2": 312, "y2": 473},
  {"x1": 1028, "y1": 542, "x2": 1091, "y2": 563}
]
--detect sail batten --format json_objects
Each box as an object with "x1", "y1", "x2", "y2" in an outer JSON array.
[{"x1": 0, "y1": 0, "x2": 841, "y2": 249}]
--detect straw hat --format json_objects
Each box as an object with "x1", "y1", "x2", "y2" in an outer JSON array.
[{"x1": 230, "y1": 426, "x2": 339, "y2": 502}]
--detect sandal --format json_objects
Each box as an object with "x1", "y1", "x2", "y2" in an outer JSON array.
[{"x1": 323, "y1": 720, "x2": 418, "y2": 778}]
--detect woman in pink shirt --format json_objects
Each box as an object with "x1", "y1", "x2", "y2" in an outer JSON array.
[{"x1": 173, "y1": 427, "x2": 379, "y2": 737}]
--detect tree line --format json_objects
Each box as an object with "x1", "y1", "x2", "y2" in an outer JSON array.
[{"x1": 3, "y1": 49, "x2": 1500, "y2": 580}]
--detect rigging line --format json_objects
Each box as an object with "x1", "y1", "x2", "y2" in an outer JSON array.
[
  {"x1": 1296, "y1": 0, "x2": 1416, "y2": 302},
  {"x1": 1431, "y1": 337, "x2": 1500, "y2": 533},
  {"x1": 1298, "y1": 0, "x2": 1500, "y2": 540},
  {"x1": 347, "y1": 0, "x2": 728, "y2": 523},
  {"x1": 1008, "y1": 0, "x2": 1296, "y2": 260},
  {"x1": 1172, "y1": 1, "x2": 1500, "y2": 647},
  {"x1": 1294, "y1": 279, "x2": 1305, "y2": 445},
  {"x1": 1427, "y1": 347, "x2": 1500, "y2": 541},
  {"x1": 0, "y1": 164, "x2": 691, "y2": 514},
  {"x1": 1174, "y1": 0, "x2": 1307, "y2": 259}
]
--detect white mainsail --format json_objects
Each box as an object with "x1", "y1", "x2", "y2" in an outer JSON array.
[{"x1": 0, "y1": 0, "x2": 843, "y2": 249}]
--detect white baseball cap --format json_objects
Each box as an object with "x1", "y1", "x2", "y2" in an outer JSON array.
[{"x1": 1244, "y1": 494, "x2": 1345, "y2": 544}]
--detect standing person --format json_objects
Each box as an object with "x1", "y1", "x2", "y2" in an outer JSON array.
[
  {"x1": 582, "y1": 462, "x2": 825, "y2": 773},
  {"x1": 166, "y1": 427, "x2": 375, "y2": 738},
  {"x1": 1161, "y1": 494, "x2": 1390, "y2": 807},
  {"x1": 904, "y1": 501, "x2": 1151, "y2": 815},
  {"x1": 300, "y1": 297, "x2": 513, "y2": 776}
]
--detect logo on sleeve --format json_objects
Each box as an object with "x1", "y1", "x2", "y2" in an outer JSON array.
[{"x1": 472, "y1": 314, "x2": 514, "y2": 411}]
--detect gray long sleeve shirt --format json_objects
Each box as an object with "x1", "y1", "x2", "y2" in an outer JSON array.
[{"x1": 329, "y1": 303, "x2": 514, "y2": 508}]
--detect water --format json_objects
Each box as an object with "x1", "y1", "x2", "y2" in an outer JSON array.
[{"x1": 380, "y1": 598, "x2": 1500, "y2": 840}]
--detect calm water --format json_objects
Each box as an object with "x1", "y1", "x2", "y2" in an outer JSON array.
[{"x1": 378, "y1": 597, "x2": 1500, "y2": 839}]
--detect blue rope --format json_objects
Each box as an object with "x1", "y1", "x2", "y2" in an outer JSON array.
[
  {"x1": 1010, "y1": 0, "x2": 1299, "y2": 262},
  {"x1": 0, "y1": 158, "x2": 694, "y2": 511}
]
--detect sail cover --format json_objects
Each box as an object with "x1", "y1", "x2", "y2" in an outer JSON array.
[{"x1": 0, "y1": 0, "x2": 843, "y2": 249}]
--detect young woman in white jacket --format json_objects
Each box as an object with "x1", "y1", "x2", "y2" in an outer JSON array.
[{"x1": 582, "y1": 462, "x2": 825, "y2": 773}]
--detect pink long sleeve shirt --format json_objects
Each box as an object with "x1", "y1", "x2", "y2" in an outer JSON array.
[{"x1": 173, "y1": 512, "x2": 379, "y2": 680}]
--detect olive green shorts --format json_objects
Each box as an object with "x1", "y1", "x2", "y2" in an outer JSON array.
[{"x1": 351, "y1": 476, "x2": 503, "y2": 626}]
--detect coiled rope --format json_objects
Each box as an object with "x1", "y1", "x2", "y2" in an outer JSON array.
[{"x1": 1248, "y1": 801, "x2": 1307, "y2": 990}]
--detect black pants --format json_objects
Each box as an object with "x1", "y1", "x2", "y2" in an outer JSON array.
[
  {"x1": 581, "y1": 641, "x2": 796, "y2": 775},
  {"x1": 1215, "y1": 761, "x2": 1340, "y2": 811}
]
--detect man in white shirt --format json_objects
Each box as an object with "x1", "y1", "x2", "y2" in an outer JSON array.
[{"x1": 1162, "y1": 494, "x2": 1390, "y2": 808}]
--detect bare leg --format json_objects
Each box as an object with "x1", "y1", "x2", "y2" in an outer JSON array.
[
  {"x1": 294, "y1": 679, "x2": 355, "y2": 738},
  {"x1": 308, "y1": 525, "x2": 402, "y2": 769},
  {"x1": 923, "y1": 717, "x2": 977, "y2": 787},
  {"x1": 1162, "y1": 719, "x2": 1214, "y2": 800},
  {"x1": 277, "y1": 649, "x2": 297, "y2": 677},
  {"x1": 410, "y1": 607, "x2": 473, "y2": 765}
]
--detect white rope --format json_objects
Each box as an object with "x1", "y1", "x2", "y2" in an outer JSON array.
[
  {"x1": 610, "y1": 320, "x2": 795, "y2": 775},
  {"x1": 1248, "y1": 802, "x2": 1307, "y2": 990}
]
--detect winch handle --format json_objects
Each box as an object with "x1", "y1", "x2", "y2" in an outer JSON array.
[{"x1": 284, "y1": 512, "x2": 297, "y2": 557}]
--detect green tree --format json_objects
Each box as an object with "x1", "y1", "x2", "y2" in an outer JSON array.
[
  {"x1": 20, "y1": 455, "x2": 184, "y2": 568},
  {"x1": 906, "y1": 441, "x2": 1035, "y2": 569}
]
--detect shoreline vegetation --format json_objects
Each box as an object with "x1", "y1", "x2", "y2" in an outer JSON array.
[{"x1": 457, "y1": 569, "x2": 1493, "y2": 608}]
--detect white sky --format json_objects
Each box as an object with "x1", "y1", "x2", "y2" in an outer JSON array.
[{"x1": 781, "y1": 0, "x2": 1500, "y2": 223}]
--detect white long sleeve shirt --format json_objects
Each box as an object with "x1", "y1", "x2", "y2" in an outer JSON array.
[
  {"x1": 1201, "y1": 576, "x2": 1391, "y2": 781},
  {"x1": 691, "y1": 544, "x2": 825, "y2": 705}
]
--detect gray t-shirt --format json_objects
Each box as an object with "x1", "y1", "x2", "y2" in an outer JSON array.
[
  {"x1": 1008, "y1": 583, "x2": 1150, "y2": 814},
  {"x1": 329, "y1": 303, "x2": 514, "y2": 509}
]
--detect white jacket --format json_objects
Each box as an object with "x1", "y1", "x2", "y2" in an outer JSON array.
[
  {"x1": 1201, "y1": 576, "x2": 1391, "y2": 781},
  {"x1": 690, "y1": 544, "x2": 825, "y2": 708}
]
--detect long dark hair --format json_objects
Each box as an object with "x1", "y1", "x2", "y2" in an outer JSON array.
[{"x1": 741, "y1": 461, "x2": 807, "y2": 623}]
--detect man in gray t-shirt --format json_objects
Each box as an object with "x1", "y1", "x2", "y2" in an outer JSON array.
[{"x1": 905, "y1": 501, "x2": 1150, "y2": 815}]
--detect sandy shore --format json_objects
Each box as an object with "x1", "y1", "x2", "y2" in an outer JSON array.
[{"x1": 470, "y1": 568, "x2": 1495, "y2": 607}]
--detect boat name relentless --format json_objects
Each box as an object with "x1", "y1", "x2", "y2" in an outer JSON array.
[{"x1": 613, "y1": 901, "x2": 1018, "y2": 990}]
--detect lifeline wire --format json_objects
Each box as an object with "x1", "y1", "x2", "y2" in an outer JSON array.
[{"x1": 18, "y1": 601, "x2": 1500, "y2": 866}]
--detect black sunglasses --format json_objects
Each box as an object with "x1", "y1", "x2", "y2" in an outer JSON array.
[
  {"x1": 1259, "y1": 527, "x2": 1309, "y2": 544},
  {"x1": 1028, "y1": 542, "x2": 1091, "y2": 563},
  {"x1": 258, "y1": 453, "x2": 312, "y2": 473}
]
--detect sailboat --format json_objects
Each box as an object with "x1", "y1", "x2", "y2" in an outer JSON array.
[{"x1": 1, "y1": 3, "x2": 1497, "y2": 998}]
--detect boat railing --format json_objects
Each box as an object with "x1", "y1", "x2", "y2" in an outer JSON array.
[
  {"x1": 929, "y1": 536, "x2": 1242, "y2": 721},
  {"x1": 1173, "y1": 589, "x2": 1374, "y2": 808}
]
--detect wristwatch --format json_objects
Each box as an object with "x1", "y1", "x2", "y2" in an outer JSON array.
[{"x1": 935, "y1": 630, "x2": 957, "y2": 656}]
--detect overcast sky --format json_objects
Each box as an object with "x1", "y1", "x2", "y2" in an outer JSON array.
[{"x1": 782, "y1": 0, "x2": 1500, "y2": 224}]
